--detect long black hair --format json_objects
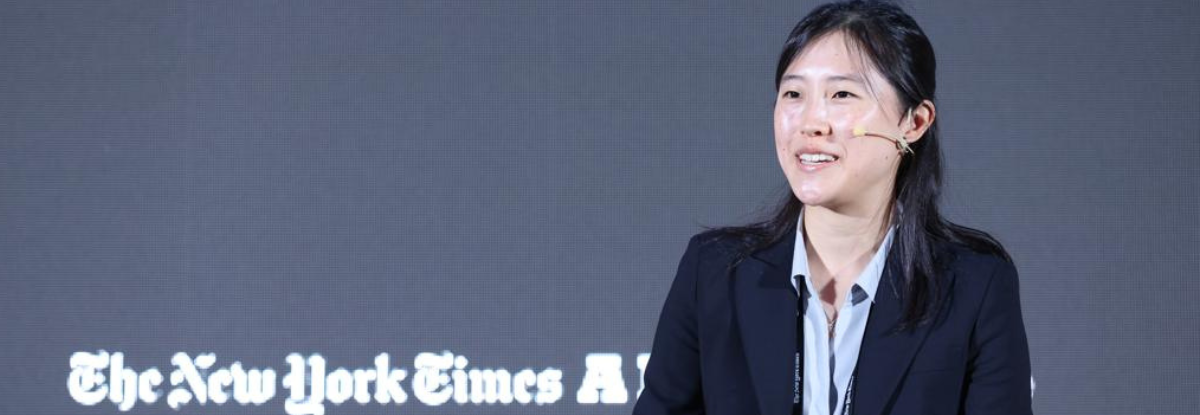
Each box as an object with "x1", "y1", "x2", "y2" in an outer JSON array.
[{"x1": 712, "y1": 0, "x2": 1011, "y2": 331}]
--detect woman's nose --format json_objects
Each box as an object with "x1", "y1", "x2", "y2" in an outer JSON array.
[{"x1": 799, "y1": 105, "x2": 833, "y2": 137}]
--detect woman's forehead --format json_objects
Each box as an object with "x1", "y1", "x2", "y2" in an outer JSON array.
[{"x1": 782, "y1": 32, "x2": 882, "y2": 84}]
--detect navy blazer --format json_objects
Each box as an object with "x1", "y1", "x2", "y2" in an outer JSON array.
[{"x1": 633, "y1": 228, "x2": 1032, "y2": 415}]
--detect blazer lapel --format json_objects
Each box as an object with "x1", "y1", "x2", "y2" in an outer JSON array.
[
  {"x1": 733, "y1": 233, "x2": 796, "y2": 415},
  {"x1": 853, "y1": 243, "x2": 957, "y2": 415}
]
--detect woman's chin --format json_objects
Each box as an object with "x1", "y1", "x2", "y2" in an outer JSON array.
[
  {"x1": 788, "y1": 178, "x2": 835, "y2": 202},
  {"x1": 792, "y1": 187, "x2": 833, "y2": 206}
]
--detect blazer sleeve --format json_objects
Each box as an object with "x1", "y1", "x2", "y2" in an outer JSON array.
[
  {"x1": 963, "y1": 258, "x2": 1034, "y2": 415},
  {"x1": 632, "y1": 235, "x2": 705, "y2": 415}
]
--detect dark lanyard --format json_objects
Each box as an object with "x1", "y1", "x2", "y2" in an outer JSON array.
[{"x1": 793, "y1": 275, "x2": 858, "y2": 415}]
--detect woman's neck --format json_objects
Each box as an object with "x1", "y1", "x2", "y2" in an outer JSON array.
[{"x1": 802, "y1": 200, "x2": 893, "y2": 271}]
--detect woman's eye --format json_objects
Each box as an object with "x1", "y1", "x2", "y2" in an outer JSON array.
[
  {"x1": 832, "y1": 91, "x2": 855, "y2": 99},
  {"x1": 783, "y1": 91, "x2": 800, "y2": 99}
]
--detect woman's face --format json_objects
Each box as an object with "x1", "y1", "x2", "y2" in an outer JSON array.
[{"x1": 774, "y1": 31, "x2": 911, "y2": 212}]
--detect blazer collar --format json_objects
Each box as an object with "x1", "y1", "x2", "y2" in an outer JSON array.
[
  {"x1": 853, "y1": 248, "x2": 952, "y2": 415},
  {"x1": 734, "y1": 229, "x2": 797, "y2": 415},
  {"x1": 734, "y1": 229, "x2": 956, "y2": 415}
]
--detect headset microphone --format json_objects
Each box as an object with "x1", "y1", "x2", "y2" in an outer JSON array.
[{"x1": 852, "y1": 126, "x2": 914, "y2": 155}]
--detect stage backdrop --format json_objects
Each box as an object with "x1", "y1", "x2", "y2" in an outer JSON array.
[{"x1": 2, "y1": 1, "x2": 1197, "y2": 414}]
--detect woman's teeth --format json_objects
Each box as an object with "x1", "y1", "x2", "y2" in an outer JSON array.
[{"x1": 799, "y1": 153, "x2": 838, "y2": 164}]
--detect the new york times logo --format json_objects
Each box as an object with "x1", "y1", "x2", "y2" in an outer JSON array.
[{"x1": 68, "y1": 350, "x2": 651, "y2": 414}]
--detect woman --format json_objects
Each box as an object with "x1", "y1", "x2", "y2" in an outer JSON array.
[{"x1": 632, "y1": 1, "x2": 1032, "y2": 415}]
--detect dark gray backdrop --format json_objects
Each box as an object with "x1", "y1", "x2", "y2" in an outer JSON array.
[{"x1": 2, "y1": 1, "x2": 1197, "y2": 414}]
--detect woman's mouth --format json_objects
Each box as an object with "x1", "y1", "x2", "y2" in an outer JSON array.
[{"x1": 797, "y1": 152, "x2": 840, "y2": 171}]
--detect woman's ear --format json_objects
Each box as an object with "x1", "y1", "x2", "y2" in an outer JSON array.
[{"x1": 903, "y1": 99, "x2": 936, "y2": 144}]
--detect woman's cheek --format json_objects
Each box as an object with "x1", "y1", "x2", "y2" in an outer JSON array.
[
  {"x1": 773, "y1": 115, "x2": 794, "y2": 161},
  {"x1": 828, "y1": 111, "x2": 857, "y2": 136},
  {"x1": 774, "y1": 111, "x2": 794, "y2": 139},
  {"x1": 774, "y1": 136, "x2": 790, "y2": 161}
]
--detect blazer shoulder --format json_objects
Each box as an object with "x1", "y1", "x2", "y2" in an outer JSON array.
[
  {"x1": 681, "y1": 228, "x2": 751, "y2": 269},
  {"x1": 689, "y1": 227, "x2": 753, "y2": 250},
  {"x1": 938, "y1": 239, "x2": 1018, "y2": 288}
]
